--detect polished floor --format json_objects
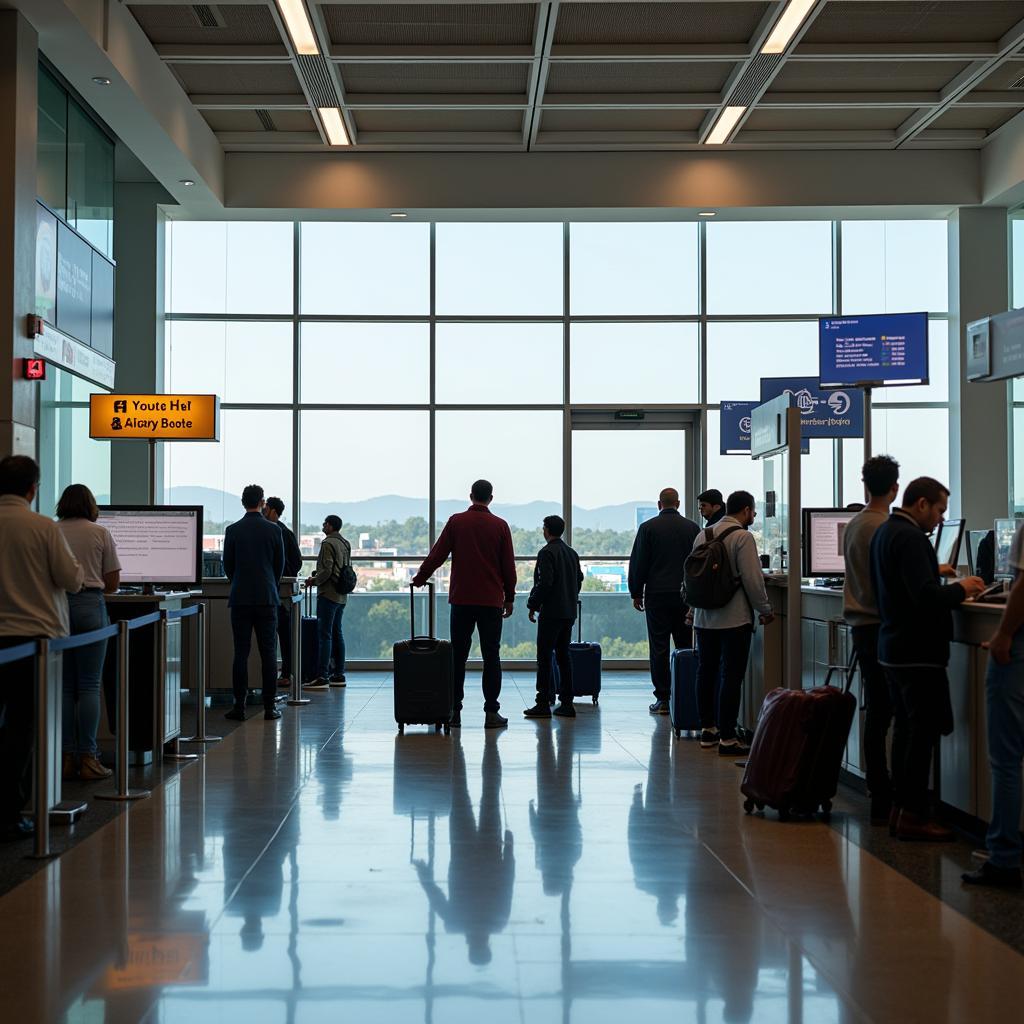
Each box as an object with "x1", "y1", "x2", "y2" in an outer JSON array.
[{"x1": 2, "y1": 673, "x2": 1023, "y2": 1023}]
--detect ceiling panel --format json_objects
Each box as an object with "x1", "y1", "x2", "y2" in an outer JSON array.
[
  {"x1": 200, "y1": 108, "x2": 266, "y2": 132},
  {"x1": 545, "y1": 60, "x2": 736, "y2": 94},
  {"x1": 265, "y1": 109, "x2": 319, "y2": 131},
  {"x1": 128, "y1": 4, "x2": 284, "y2": 46},
  {"x1": 742, "y1": 106, "x2": 913, "y2": 131},
  {"x1": 553, "y1": 2, "x2": 772, "y2": 46},
  {"x1": 930, "y1": 105, "x2": 1024, "y2": 130},
  {"x1": 340, "y1": 62, "x2": 530, "y2": 95},
  {"x1": 971, "y1": 59, "x2": 1024, "y2": 91},
  {"x1": 770, "y1": 59, "x2": 970, "y2": 93},
  {"x1": 323, "y1": 4, "x2": 537, "y2": 46},
  {"x1": 540, "y1": 108, "x2": 707, "y2": 131},
  {"x1": 171, "y1": 62, "x2": 303, "y2": 95},
  {"x1": 353, "y1": 108, "x2": 524, "y2": 131}
]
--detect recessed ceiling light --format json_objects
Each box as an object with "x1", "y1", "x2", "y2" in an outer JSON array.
[
  {"x1": 390, "y1": 212, "x2": 408, "y2": 219},
  {"x1": 705, "y1": 105, "x2": 746, "y2": 145},
  {"x1": 179, "y1": 179, "x2": 196, "y2": 187},
  {"x1": 91, "y1": 76, "x2": 111, "y2": 86},
  {"x1": 762, "y1": 0, "x2": 818, "y2": 55},
  {"x1": 276, "y1": 0, "x2": 319, "y2": 55},
  {"x1": 318, "y1": 107, "x2": 350, "y2": 147},
  {"x1": 698, "y1": 211, "x2": 717, "y2": 218}
]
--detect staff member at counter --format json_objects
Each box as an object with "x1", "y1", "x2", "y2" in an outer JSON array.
[
  {"x1": 870, "y1": 477, "x2": 985, "y2": 842},
  {"x1": 0, "y1": 456, "x2": 83, "y2": 842}
]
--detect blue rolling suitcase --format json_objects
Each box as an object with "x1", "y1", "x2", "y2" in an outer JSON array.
[
  {"x1": 551, "y1": 602, "x2": 602, "y2": 705},
  {"x1": 670, "y1": 648, "x2": 700, "y2": 739}
]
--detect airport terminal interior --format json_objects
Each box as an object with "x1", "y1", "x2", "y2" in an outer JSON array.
[{"x1": 6, "y1": 0, "x2": 1024, "y2": 1020}]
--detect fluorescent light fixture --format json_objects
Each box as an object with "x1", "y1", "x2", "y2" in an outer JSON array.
[
  {"x1": 762, "y1": 0, "x2": 817, "y2": 54},
  {"x1": 319, "y1": 107, "x2": 350, "y2": 146},
  {"x1": 390, "y1": 212, "x2": 408, "y2": 219},
  {"x1": 705, "y1": 105, "x2": 746, "y2": 145},
  {"x1": 91, "y1": 76, "x2": 111, "y2": 86},
  {"x1": 698, "y1": 211, "x2": 716, "y2": 218},
  {"x1": 179, "y1": 179, "x2": 195, "y2": 186},
  {"x1": 276, "y1": 0, "x2": 319, "y2": 55}
]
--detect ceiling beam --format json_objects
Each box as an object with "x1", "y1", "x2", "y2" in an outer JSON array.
[
  {"x1": 154, "y1": 44, "x2": 291, "y2": 62},
  {"x1": 191, "y1": 94, "x2": 312, "y2": 109}
]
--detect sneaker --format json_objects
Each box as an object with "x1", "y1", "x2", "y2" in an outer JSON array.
[
  {"x1": 224, "y1": 706, "x2": 246, "y2": 722},
  {"x1": 264, "y1": 707, "x2": 282, "y2": 721},
  {"x1": 699, "y1": 728, "x2": 720, "y2": 748},
  {"x1": 523, "y1": 704, "x2": 552, "y2": 719},
  {"x1": 962, "y1": 861, "x2": 1022, "y2": 889},
  {"x1": 648, "y1": 701, "x2": 669, "y2": 715},
  {"x1": 277, "y1": 676, "x2": 292, "y2": 688},
  {"x1": 553, "y1": 703, "x2": 576, "y2": 718},
  {"x1": 303, "y1": 677, "x2": 330, "y2": 690},
  {"x1": 484, "y1": 712, "x2": 508, "y2": 729},
  {"x1": 62, "y1": 753, "x2": 78, "y2": 780},
  {"x1": 78, "y1": 754, "x2": 113, "y2": 780},
  {"x1": 718, "y1": 739, "x2": 751, "y2": 757},
  {"x1": 329, "y1": 675, "x2": 347, "y2": 687},
  {"x1": 736, "y1": 725, "x2": 755, "y2": 745}
]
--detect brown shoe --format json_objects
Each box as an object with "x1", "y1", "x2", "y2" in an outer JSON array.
[
  {"x1": 895, "y1": 810, "x2": 954, "y2": 842},
  {"x1": 62, "y1": 753, "x2": 78, "y2": 781},
  {"x1": 78, "y1": 754, "x2": 113, "y2": 781}
]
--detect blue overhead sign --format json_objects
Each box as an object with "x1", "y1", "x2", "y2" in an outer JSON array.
[{"x1": 760, "y1": 376, "x2": 864, "y2": 440}]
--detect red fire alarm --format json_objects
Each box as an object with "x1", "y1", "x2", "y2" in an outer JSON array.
[{"x1": 23, "y1": 358, "x2": 46, "y2": 381}]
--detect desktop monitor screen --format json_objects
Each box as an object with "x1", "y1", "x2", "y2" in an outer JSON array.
[
  {"x1": 818, "y1": 312, "x2": 929, "y2": 388},
  {"x1": 934, "y1": 519, "x2": 965, "y2": 570},
  {"x1": 802, "y1": 508, "x2": 860, "y2": 578},
  {"x1": 995, "y1": 518, "x2": 1020, "y2": 579},
  {"x1": 96, "y1": 505, "x2": 203, "y2": 585}
]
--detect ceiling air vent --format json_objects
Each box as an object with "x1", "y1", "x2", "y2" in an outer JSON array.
[
  {"x1": 191, "y1": 5, "x2": 227, "y2": 29},
  {"x1": 296, "y1": 54, "x2": 341, "y2": 108},
  {"x1": 256, "y1": 109, "x2": 276, "y2": 131}
]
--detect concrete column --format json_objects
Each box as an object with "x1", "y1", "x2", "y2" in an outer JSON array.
[
  {"x1": 948, "y1": 207, "x2": 1011, "y2": 523},
  {"x1": 0, "y1": 12, "x2": 39, "y2": 458},
  {"x1": 111, "y1": 183, "x2": 169, "y2": 502}
]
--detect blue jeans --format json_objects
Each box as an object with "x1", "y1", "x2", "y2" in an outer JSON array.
[
  {"x1": 317, "y1": 598, "x2": 346, "y2": 679},
  {"x1": 63, "y1": 590, "x2": 109, "y2": 756},
  {"x1": 985, "y1": 633, "x2": 1024, "y2": 869}
]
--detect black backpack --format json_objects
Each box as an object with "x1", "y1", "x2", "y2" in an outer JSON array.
[
  {"x1": 327, "y1": 538, "x2": 358, "y2": 594},
  {"x1": 682, "y1": 526, "x2": 743, "y2": 609}
]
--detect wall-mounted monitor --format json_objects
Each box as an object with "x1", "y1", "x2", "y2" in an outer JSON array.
[
  {"x1": 802, "y1": 507, "x2": 860, "y2": 578},
  {"x1": 818, "y1": 312, "x2": 929, "y2": 389},
  {"x1": 934, "y1": 518, "x2": 965, "y2": 570},
  {"x1": 96, "y1": 505, "x2": 203, "y2": 586}
]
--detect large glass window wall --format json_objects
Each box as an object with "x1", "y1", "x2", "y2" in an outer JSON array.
[{"x1": 165, "y1": 219, "x2": 951, "y2": 660}]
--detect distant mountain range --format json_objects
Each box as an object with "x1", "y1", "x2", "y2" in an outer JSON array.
[{"x1": 167, "y1": 486, "x2": 653, "y2": 532}]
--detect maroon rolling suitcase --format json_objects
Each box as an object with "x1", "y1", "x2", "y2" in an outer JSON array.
[{"x1": 740, "y1": 655, "x2": 857, "y2": 822}]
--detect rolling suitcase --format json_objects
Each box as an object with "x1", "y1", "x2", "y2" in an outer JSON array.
[
  {"x1": 740, "y1": 654, "x2": 858, "y2": 821},
  {"x1": 551, "y1": 602, "x2": 602, "y2": 705},
  {"x1": 393, "y1": 584, "x2": 454, "y2": 734},
  {"x1": 300, "y1": 588, "x2": 319, "y2": 683},
  {"x1": 669, "y1": 648, "x2": 700, "y2": 739}
]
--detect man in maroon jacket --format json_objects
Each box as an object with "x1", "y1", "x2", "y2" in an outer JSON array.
[{"x1": 413, "y1": 479, "x2": 517, "y2": 729}]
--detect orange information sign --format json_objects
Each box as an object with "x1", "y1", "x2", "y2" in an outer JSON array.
[{"x1": 89, "y1": 394, "x2": 220, "y2": 441}]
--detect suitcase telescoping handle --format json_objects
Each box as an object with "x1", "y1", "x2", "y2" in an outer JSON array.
[
  {"x1": 410, "y1": 582, "x2": 436, "y2": 640},
  {"x1": 576, "y1": 599, "x2": 583, "y2": 644}
]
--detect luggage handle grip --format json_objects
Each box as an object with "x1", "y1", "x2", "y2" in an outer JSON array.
[
  {"x1": 410, "y1": 582, "x2": 436, "y2": 640},
  {"x1": 576, "y1": 598, "x2": 582, "y2": 644}
]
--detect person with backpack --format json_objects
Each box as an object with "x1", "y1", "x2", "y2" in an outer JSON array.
[
  {"x1": 303, "y1": 514, "x2": 354, "y2": 690},
  {"x1": 263, "y1": 496, "x2": 303, "y2": 689},
  {"x1": 683, "y1": 490, "x2": 774, "y2": 757}
]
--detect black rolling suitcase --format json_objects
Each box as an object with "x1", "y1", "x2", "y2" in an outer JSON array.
[
  {"x1": 550, "y1": 602, "x2": 602, "y2": 705},
  {"x1": 669, "y1": 648, "x2": 700, "y2": 738},
  {"x1": 393, "y1": 584, "x2": 454, "y2": 734},
  {"x1": 300, "y1": 588, "x2": 319, "y2": 683}
]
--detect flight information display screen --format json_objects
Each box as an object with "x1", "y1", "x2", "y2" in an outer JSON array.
[
  {"x1": 819, "y1": 313, "x2": 929, "y2": 388},
  {"x1": 97, "y1": 506, "x2": 202, "y2": 585}
]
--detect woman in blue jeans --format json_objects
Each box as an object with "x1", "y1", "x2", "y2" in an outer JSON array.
[{"x1": 56, "y1": 484, "x2": 121, "y2": 781}]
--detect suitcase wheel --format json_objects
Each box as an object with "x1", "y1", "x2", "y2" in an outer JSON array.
[
  {"x1": 398, "y1": 723, "x2": 405, "y2": 735},
  {"x1": 743, "y1": 798, "x2": 754, "y2": 815}
]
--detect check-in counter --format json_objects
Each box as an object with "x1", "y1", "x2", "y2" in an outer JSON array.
[
  {"x1": 197, "y1": 578, "x2": 302, "y2": 701},
  {"x1": 743, "y1": 578, "x2": 1010, "y2": 828}
]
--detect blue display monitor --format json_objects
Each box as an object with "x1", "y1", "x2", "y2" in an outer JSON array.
[{"x1": 818, "y1": 312, "x2": 929, "y2": 389}]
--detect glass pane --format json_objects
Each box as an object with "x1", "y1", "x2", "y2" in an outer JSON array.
[
  {"x1": 163, "y1": 409, "x2": 293, "y2": 546},
  {"x1": 300, "y1": 411, "x2": 429, "y2": 555},
  {"x1": 570, "y1": 322, "x2": 699, "y2": 404},
  {"x1": 435, "y1": 323, "x2": 562, "y2": 404},
  {"x1": 37, "y1": 68, "x2": 67, "y2": 218},
  {"x1": 571, "y1": 429, "x2": 687, "y2": 556},
  {"x1": 300, "y1": 222, "x2": 429, "y2": 314},
  {"x1": 871, "y1": 408, "x2": 950, "y2": 489},
  {"x1": 842, "y1": 220, "x2": 949, "y2": 314},
  {"x1": 166, "y1": 221, "x2": 293, "y2": 314},
  {"x1": 1015, "y1": 407, "x2": 1024, "y2": 516},
  {"x1": 706, "y1": 321, "x2": 818, "y2": 403},
  {"x1": 435, "y1": 223, "x2": 563, "y2": 315},
  {"x1": 165, "y1": 321, "x2": 293, "y2": 403},
  {"x1": 336, "y1": 565, "x2": 433, "y2": 659},
  {"x1": 873, "y1": 320, "x2": 949, "y2": 403},
  {"x1": 1014, "y1": 217, "x2": 1024, "y2": 310},
  {"x1": 569, "y1": 222, "x2": 699, "y2": 314},
  {"x1": 841, "y1": 437, "x2": 867, "y2": 507},
  {"x1": 707, "y1": 222, "x2": 833, "y2": 314},
  {"x1": 301, "y1": 322, "x2": 429, "y2": 404},
  {"x1": 434, "y1": 411, "x2": 562, "y2": 555},
  {"x1": 67, "y1": 102, "x2": 114, "y2": 257}
]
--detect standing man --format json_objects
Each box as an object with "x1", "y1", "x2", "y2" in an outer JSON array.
[
  {"x1": 0, "y1": 456, "x2": 83, "y2": 841},
  {"x1": 525, "y1": 515, "x2": 584, "y2": 720},
  {"x1": 263, "y1": 496, "x2": 303, "y2": 688},
  {"x1": 697, "y1": 489, "x2": 725, "y2": 528},
  {"x1": 413, "y1": 479, "x2": 516, "y2": 729},
  {"x1": 223, "y1": 484, "x2": 285, "y2": 722},
  {"x1": 963, "y1": 523, "x2": 1024, "y2": 888},
  {"x1": 870, "y1": 477, "x2": 985, "y2": 841},
  {"x1": 843, "y1": 455, "x2": 900, "y2": 827},
  {"x1": 690, "y1": 491, "x2": 774, "y2": 756},
  {"x1": 628, "y1": 488, "x2": 700, "y2": 715},
  {"x1": 303, "y1": 515, "x2": 351, "y2": 690}
]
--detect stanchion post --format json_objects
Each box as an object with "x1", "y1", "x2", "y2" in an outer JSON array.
[
  {"x1": 182, "y1": 602, "x2": 221, "y2": 744},
  {"x1": 31, "y1": 639, "x2": 55, "y2": 860},
  {"x1": 162, "y1": 610, "x2": 199, "y2": 762},
  {"x1": 96, "y1": 620, "x2": 150, "y2": 802},
  {"x1": 288, "y1": 589, "x2": 310, "y2": 707}
]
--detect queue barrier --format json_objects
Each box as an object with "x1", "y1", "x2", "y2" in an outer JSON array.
[
  {"x1": 178, "y1": 603, "x2": 221, "y2": 745},
  {"x1": 288, "y1": 591, "x2": 310, "y2": 707}
]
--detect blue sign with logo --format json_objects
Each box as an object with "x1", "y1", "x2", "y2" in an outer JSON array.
[
  {"x1": 759, "y1": 377, "x2": 864, "y2": 440},
  {"x1": 722, "y1": 400, "x2": 809, "y2": 454}
]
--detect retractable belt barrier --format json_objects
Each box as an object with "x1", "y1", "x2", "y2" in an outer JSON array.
[{"x1": 288, "y1": 590, "x2": 310, "y2": 707}]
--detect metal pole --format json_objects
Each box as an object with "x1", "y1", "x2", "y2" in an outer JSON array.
[
  {"x1": 148, "y1": 438, "x2": 157, "y2": 506},
  {"x1": 162, "y1": 610, "x2": 199, "y2": 762},
  {"x1": 183, "y1": 603, "x2": 221, "y2": 742},
  {"x1": 863, "y1": 386, "x2": 873, "y2": 472},
  {"x1": 96, "y1": 621, "x2": 151, "y2": 801},
  {"x1": 31, "y1": 640, "x2": 55, "y2": 860},
  {"x1": 288, "y1": 590, "x2": 310, "y2": 706}
]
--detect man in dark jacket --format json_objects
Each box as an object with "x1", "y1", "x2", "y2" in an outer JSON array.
[
  {"x1": 870, "y1": 477, "x2": 985, "y2": 841},
  {"x1": 525, "y1": 515, "x2": 584, "y2": 720},
  {"x1": 628, "y1": 488, "x2": 701, "y2": 714},
  {"x1": 223, "y1": 484, "x2": 286, "y2": 721},
  {"x1": 698, "y1": 488, "x2": 725, "y2": 527},
  {"x1": 264, "y1": 496, "x2": 303, "y2": 688}
]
